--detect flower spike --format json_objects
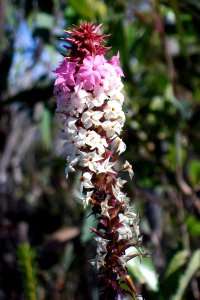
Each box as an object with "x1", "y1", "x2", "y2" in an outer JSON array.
[{"x1": 54, "y1": 22, "x2": 144, "y2": 300}]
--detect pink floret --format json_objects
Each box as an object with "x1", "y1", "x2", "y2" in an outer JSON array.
[
  {"x1": 76, "y1": 55, "x2": 108, "y2": 90},
  {"x1": 109, "y1": 52, "x2": 124, "y2": 77},
  {"x1": 54, "y1": 60, "x2": 77, "y2": 86}
]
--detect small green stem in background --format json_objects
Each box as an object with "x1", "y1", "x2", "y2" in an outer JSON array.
[{"x1": 16, "y1": 243, "x2": 38, "y2": 300}]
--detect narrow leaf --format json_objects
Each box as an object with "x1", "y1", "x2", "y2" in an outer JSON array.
[
  {"x1": 165, "y1": 250, "x2": 189, "y2": 279},
  {"x1": 40, "y1": 107, "x2": 52, "y2": 150},
  {"x1": 171, "y1": 249, "x2": 200, "y2": 300}
]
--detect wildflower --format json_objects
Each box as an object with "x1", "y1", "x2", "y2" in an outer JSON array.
[
  {"x1": 109, "y1": 52, "x2": 124, "y2": 77},
  {"x1": 101, "y1": 195, "x2": 113, "y2": 219},
  {"x1": 101, "y1": 120, "x2": 122, "y2": 138},
  {"x1": 104, "y1": 100, "x2": 123, "y2": 120},
  {"x1": 54, "y1": 60, "x2": 77, "y2": 86},
  {"x1": 79, "y1": 171, "x2": 94, "y2": 193},
  {"x1": 122, "y1": 160, "x2": 134, "y2": 179},
  {"x1": 111, "y1": 137, "x2": 126, "y2": 155},
  {"x1": 79, "y1": 190, "x2": 94, "y2": 208},
  {"x1": 77, "y1": 55, "x2": 108, "y2": 89},
  {"x1": 81, "y1": 110, "x2": 104, "y2": 128},
  {"x1": 54, "y1": 21, "x2": 144, "y2": 300},
  {"x1": 79, "y1": 151, "x2": 103, "y2": 172}
]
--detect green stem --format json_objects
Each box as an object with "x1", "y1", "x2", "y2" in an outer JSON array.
[{"x1": 17, "y1": 243, "x2": 37, "y2": 300}]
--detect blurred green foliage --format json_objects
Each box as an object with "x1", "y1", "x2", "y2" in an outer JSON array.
[
  {"x1": 17, "y1": 243, "x2": 38, "y2": 300},
  {"x1": 0, "y1": 0, "x2": 200, "y2": 299}
]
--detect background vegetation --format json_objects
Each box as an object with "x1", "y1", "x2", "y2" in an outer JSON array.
[{"x1": 0, "y1": 0, "x2": 199, "y2": 299}]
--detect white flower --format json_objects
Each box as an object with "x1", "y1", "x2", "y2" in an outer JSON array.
[
  {"x1": 101, "y1": 195, "x2": 112, "y2": 219},
  {"x1": 79, "y1": 190, "x2": 94, "y2": 208},
  {"x1": 117, "y1": 224, "x2": 133, "y2": 240},
  {"x1": 65, "y1": 156, "x2": 79, "y2": 178},
  {"x1": 90, "y1": 253, "x2": 106, "y2": 270},
  {"x1": 132, "y1": 224, "x2": 140, "y2": 241},
  {"x1": 111, "y1": 137, "x2": 126, "y2": 155},
  {"x1": 55, "y1": 110, "x2": 68, "y2": 126},
  {"x1": 119, "y1": 213, "x2": 128, "y2": 223},
  {"x1": 119, "y1": 210, "x2": 138, "y2": 227},
  {"x1": 94, "y1": 158, "x2": 116, "y2": 174},
  {"x1": 124, "y1": 208, "x2": 138, "y2": 226},
  {"x1": 77, "y1": 128, "x2": 108, "y2": 155},
  {"x1": 68, "y1": 90, "x2": 89, "y2": 115},
  {"x1": 77, "y1": 129, "x2": 107, "y2": 154},
  {"x1": 56, "y1": 90, "x2": 71, "y2": 109},
  {"x1": 88, "y1": 89, "x2": 107, "y2": 108},
  {"x1": 81, "y1": 110, "x2": 104, "y2": 128},
  {"x1": 114, "y1": 178, "x2": 127, "y2": 190},
  {"x1": 79, "y1": 151, "x2": 103, "y2": 172},
  {"x1": 62, "y1": 134, "x2": 78, "y2": 156},
  {"x1": 114, "y1": 110, "x2": 125, "y2": 125},
  {"x1": 119, "y1": 209, "x2": 140, "y2": 242},
  {"x1": 65, "y1": 165, "x2": 75, "y2": 178},
  {"x1": 90, "y1": 135, "x2": 108, "y2": 155},
  {"x1": 115, "y1": 77, "x2": 124, "y2": 91},
  {"x1": 60, "y1": 117, "x2": 78, "y2": 135},
  {"x1": 79, "y1": 172, "x2": 94, "y2": 193},
  {"x1": 101, "y1": 120, "x2": 122, "y2": 138},
  {"x1": 122, "y1": 160, "x2": 134, "y2": 179},
  {"x1": 104, "y1": 100, "x2": 122, "y2": 120},
  {"x1": 112, "y1": 185, "x2": 130, "y2": 204},
  {"x1": 77, "y1": 128, "x2": 99, "y2": 148},
  {"x1": 95, "y1": 237, "x2": 108, "y2": 254},
  {"x1": 107, "y1": 89, "x2": 124, "y2": 105}
]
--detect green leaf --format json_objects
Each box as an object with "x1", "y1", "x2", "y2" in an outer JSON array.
[
  {"x1": 184, "y1": 0, "x2": 200, "y2": 10},
  {"x1": 81, "y1": 211, "x2": 96, "y2": 245},
  {"x1": 119, "y1": 282, "x2": 133, "y2": 295},
  {"x1": 40, "y1": 107, "x2": 52, "y2": 150},
  {"x1": 127, "y1": 256, "x2": 158, "y2": 291},
  {"x1": 35, "y1": 12, "x2": 54, "y2": 29},
  {"x1": 165, "y1": 250, "x2": 189, "y2": 279},
  {"x1": 17, "y1": 243, "x2": 37, "y2": 300},
  {"x1": 119, "y1": 279, "x2": 140, "y2": 300},
  {"x1": 171, "y1": 249, "x2": 200, "y2": 300},
  {"x1": 69, "y1": 0, "x2": 94, "y2": 19},
  {"x1": 62, "y1": 243, "x2": 75, "y2": 273},
  {"x1": 188, "y1": 159, "x2": 200, "y2": 186},
  {"x1": 193, "y1": 88, "x2": 200, "y2": 103},
  {"x1": 69, "y1": 0, "x2": 107, "y2": 19},
  {"x1": 185, "y1": 214, "x2": 200, "y2": 236}
]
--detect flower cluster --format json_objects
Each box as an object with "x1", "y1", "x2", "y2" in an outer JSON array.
[{"x1": 54, "y1": 22, "x2": 142, "y2": 300}]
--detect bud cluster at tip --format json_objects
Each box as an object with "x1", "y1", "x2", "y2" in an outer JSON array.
[{"x1": 63, "y1": 22, "x2": 110, "y2": 63}]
